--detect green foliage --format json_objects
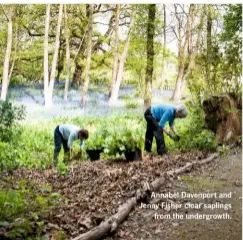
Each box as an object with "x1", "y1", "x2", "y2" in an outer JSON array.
[
  {"x1": 220, "y1": 4, "x2": 242, "y2": 96},
  {"x1": 0, "y1": 101, "x2": 26, "y2": 141},
  {"x1": 83, "y1": 116, "x2": 144, "y2": 157},
  {"x1": 165, "y1": 101, "x2": 218, "y2": 151},
  {"x1": 125, "y1": 98, "x2": 139, "y2": 109},
  {"x1": 103, "y1": 118, "x2": 144, "y2": 156},
  {"x1": 0, "y1": 108, "x2": 218, "y2": 170},
  {"x1": 0, "y1": 180, "x2": 61, "y2": 239},
  {"x1": 218, "y1": 145, "x2": 230, "y2": 157},
  {"x1": 57, "y1": 161, "x2": 68, "y2": 175},
  {"x1": 0, "y1": 141, "x2": 20, "y2": 170},
  {"x1": 0, "y1": 101, "x2": 27, "y2": 170},
  {"x1": 187, "y1": 4, "x2": 242, "y2": 101},
  {"x1": 85, "y1": 128, "x2": 107, "y2": 150}
]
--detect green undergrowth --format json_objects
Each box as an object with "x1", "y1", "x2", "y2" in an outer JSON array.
[
  {"x1": 0, "y1": 100, "x2": 218, "y2": 239},
  {"x1": 0, "y1": 179, "x2": 63, "y2": 239},
  {"x1": 0, "y1": 101, "x2": 218, "y2": 171}
]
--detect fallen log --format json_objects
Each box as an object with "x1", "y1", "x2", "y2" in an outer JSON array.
[
  {"x1": 72, "y1": 153, "x2": 219, "y2": 240},
  {"x1": 72, "y1": 198, "x2": 137, "y2": 240},
  {"x1": 167, "y1": 153, "x2": 218, "y2": 176}
]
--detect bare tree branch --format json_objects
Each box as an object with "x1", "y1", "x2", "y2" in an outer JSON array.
[
  {"x1": 1, "y1": 5, "x2": 9, "y2": 21},
  {"x1": 23, "y1": 24, "x2": 56, "y2": 38},
  {"x1": 178, "y1": 4, "x2": 188, "y2": 18}
]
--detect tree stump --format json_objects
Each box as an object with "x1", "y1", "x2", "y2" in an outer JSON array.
[{"x1": 202, "y1": 93, "x2": 242, "y2": 144}]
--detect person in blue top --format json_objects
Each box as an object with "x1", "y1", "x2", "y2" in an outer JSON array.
[
  {"x1": 144, "y1": 104, "x2": 188, "y2": 156},
  {"x1": 53, "y1": 124, "x2": 89, "y2": 165}
]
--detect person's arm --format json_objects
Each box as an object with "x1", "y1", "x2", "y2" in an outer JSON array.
[
  {"x1": 162, "y1": 127, "x2": 170, "y2": 136},
  {"x1": 80, "y1": 140, "x2": 84, "y2": 150},
  {"x1": 67, "y1": 132, "x2": 76, "y2": 150},
  {"x1": 170, "y1": 125, "x2": 180, "y2": 141},
  {"x1": 159, "y1": 111, "x2": 173, "y2": 137},
  {"x1": 170, "y1": 125, "x2": 177, "y2": 134}
]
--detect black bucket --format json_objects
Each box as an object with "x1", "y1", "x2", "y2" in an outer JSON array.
[
  {"x1": 124, "y1": 148, "x2": 142, "y2": 161},
  {"x1": 86, "y1": 149, "x2": 102, "y2": 161}
]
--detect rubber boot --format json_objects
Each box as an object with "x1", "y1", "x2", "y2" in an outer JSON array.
[{"x1": 53, "y1": 152, "x2": 59, "y2": 166}]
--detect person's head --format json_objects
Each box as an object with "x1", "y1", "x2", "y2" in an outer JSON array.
[
  {"x1": 78, "y1": 129, "x2": 89, "y2": 140},
  {"x1": 175, "y1": 105, "x2": 188, "y2": 118}
]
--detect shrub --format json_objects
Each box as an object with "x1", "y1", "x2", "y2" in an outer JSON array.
[
  {"x1": 166, "y1": 101, "x2": 218, "y2": 151},
  {"x1": 0, "y1": 180, "x2": 62, "y2": 239},
  {"x1": 0, "y1": 101, "x2": 26, "y2": 142}
]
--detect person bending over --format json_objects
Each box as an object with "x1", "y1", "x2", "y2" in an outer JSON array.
[
  {"x1": 53, "y1": 124, "x2": 89, "y2": 165},
  {"x1": 144, "y1": 104, "x2": 188, "y2": 156}
]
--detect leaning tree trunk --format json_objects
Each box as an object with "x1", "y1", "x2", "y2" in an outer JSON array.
[
  {"x1": 64, "y1": 4, "x2": 71, "y2": 101},
  {"x1": 108, "y1": 4, "x2": 120, "y2": 103},
  {"x1": 171, "y1": 4, "x2": 195, "y2": 102},
  {"x1": 109, "y1": 19, "x2": 132, "y2": 103},
  {"x1": 144, "y1": 4, "x2": 156, "y2": 110},
  {"x1": 1, "y1": 7, "x2": 13, "y2": 101},
  {"x1": 47, "y1": 4, "x2": 63, "y2": 107},
  {"x1": 203, "y1": 93, "x2": 242, "y2": 144},
  {"x1": 81, "y1": 4, "x2": 93, "y2": 106},
  {"x1": 44, "y1": 4, "x2": 51, "y2": 107}
]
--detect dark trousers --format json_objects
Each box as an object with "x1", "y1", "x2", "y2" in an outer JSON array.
[
  {"x1": 54, "y1": 126, "x2": 69, "y2": 153},
  {"x1": 144, "y1": 107, "x2": 167, "y2": 155}
]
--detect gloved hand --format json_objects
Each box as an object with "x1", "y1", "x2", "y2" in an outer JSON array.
[
  {"x1": 167, "y1": 132, "x2": 174, "y2": 139},
  {"x1": 174, "y1": 133, "x2": 180, "y2": 141}
]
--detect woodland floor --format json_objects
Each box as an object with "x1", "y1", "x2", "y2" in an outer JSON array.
[
  {"x1": 2, "y1": 147, "x2": 241, "y2": 240},
  {"x1": 106, "y1": 147, "x2": 242, "y2": 240}
]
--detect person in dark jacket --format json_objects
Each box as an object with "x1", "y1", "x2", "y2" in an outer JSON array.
[
  {"x1": 144, "y1": 104, "x2": 188, "y2": 156},
  {"x1": 53, "y1": 124, "x2": 89, "y2": 165}
]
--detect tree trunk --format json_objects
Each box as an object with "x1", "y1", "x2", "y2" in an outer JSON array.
[
  {"x1": 81, "y1": 5, "x2": 93, "y2": 106},
  {"x1": 47, "y1": 4, "x2": 63, "y2": 107},
  {"x1": 144, "y1": 4, "x2": 156, "y2": 110},
  {"x1": 72, "y1": 65, "x2": 83, "y2": 87},
  {"x1": 44, "y1": 4, "x2": 51, "y2": 107},
  {"x1": 56, "y1": 49, "x2": 63, "y2": 83},
  {"x1": 171, "y1": 4, "x2": 195, "y2": 102},
  {"x1": 108, "y1": 4, "x2": 120, "y2": 102},
  {"x1": 184, "y1": 5, "x2": 206, "y2": 82},
  {"x1": 64, "y1": 4, "x2": 71, "y2": 101},
  {"x1": 206, "y1": 5, "x2": 212, "y2": 91},
  {"x1": 1, "y1": 6, "x2": 13, "y2": 101},
  {"x1": 159, "y1": 4, "x2": 166, "y2": 89},
  {"x1": 109, "y1": 20, "x2": 132, "y2": 103},
  {"x1": 8, "y1": 21, "x2": 18, "y2": 87}
]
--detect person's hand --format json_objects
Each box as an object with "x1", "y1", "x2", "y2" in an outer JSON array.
[
  {"x1": 174, "y1": 133, "x2": 180, "y2": 141},
  {"x1": 167, "y1": 132, "x2": 174, "y2": 139}
]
